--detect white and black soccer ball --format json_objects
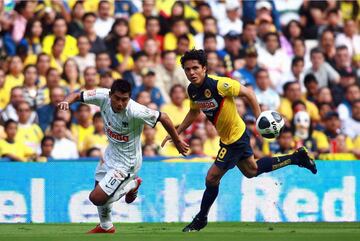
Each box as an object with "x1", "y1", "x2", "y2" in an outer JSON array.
[{"x1": 256, "y1": 110, "x2": 285, "y2": 139}]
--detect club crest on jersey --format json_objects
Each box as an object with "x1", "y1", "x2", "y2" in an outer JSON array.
[
  {"x1": 195, "y1": 99, "x2": 218, "y2": 111},
  {"x1": 204, "y1": 89, "x2": 212, "y2": 98},
  {"x1": 122, "y1": 121, "x2": 128, "y2": 127}
]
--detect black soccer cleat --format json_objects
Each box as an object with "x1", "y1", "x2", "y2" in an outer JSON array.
[
  {"x1": 294, "y1": 146, "x2": 317, "y2": 174},
  {"x1": 182, "y1": 216, "x2": 208, "y2": 232}
]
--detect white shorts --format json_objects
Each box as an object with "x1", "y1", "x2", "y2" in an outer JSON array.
[{"x1": 95, "y1": 160, "x2": 137, "y2": 196}]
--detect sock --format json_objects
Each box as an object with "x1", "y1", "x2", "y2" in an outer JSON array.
[
  {"x1": 256, "y1": 153, "x2": 299, "y2": 176},
  {"x1": 106, "y1": 179, "x2": 138, "y2": 204},
  {"x1": 197, "y1": 184, "x2": 219, "y2": 220},
  {"x1": 98, "y1": 203, "x2": 113, "y2": 230}
]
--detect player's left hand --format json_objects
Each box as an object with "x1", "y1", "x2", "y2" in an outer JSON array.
[
  {"x1": 161, "y1": 135, "x2": 171, "y2": 147},
  {"x1": 173, "y1": 138, "x2": 189, "y2": 157}
]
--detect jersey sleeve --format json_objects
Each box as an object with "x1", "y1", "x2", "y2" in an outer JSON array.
[
  {"x1": 82, "y1": 88, "x2": 110, "y2": 107},
  {"x1": 217, "y1": 77, "x2": 241, "y2": 97},
  {"x1": 133, "y1": 103, "x2": 161, "y2": 128}
]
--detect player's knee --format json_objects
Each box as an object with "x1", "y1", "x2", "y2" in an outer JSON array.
[
  {"x1": 242, "y1": 169, "x2": 257, "y2": 179},
  {"x1": 205, "y1": 175, "x2": 221, "y2": 186},
  {"x1": 89, "y1": 191, "x2": 107, "y2": 206}
]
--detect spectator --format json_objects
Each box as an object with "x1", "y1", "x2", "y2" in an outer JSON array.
[
  {"x1": 132, "y1": 68, "x2": 164, "y2": 108},
  {"x1": 134, "y1": 16, "x2": 163, "y2": 51},
  {"x1": 335, "y1": 19, "x2": 360, "y2": 56},
  {"x1": 129, "y1": 0, "x2": 157, "y2": 38},
  {"x1": 282, "y1": 20, "x2": 303, "y2": 57},
  {"x1": 154, "y1": 51, "x2": 188, "y2": 102},
  {"x1": 42, "y1": 17, "x2": 78, "y2": 59},
  {"x1": 142, "y1": 124, "x2": 159, "y2": 154},
  {"x1": 86, "y1": 147, "x2": 102, "y2": 158},
  {"x1": 73, "y1": 35, "x2": 96, "y2": 76},
  {"x1": 320, "y1": 29, "x2": 336, "y2": 66},
  {"x1": 257, "y1": 32, "x2": 290, "y2": 88},
  {"x1": 318, "y1": 8, "x2": 343, "y2": 37},
  {"x1": 50, "y1": 37, "x2": 66, "y2": 72},
  {"x1": 37, "y1": 86, "x2": 65, "y2": 131},
  {"x1": 104, "y1": 18, "x2": 129, "y2": 53},
  {"x1": 304, "y1": 74, "x2": 319, "y2": 103},
  {"x1": 143, "y1": 38, "x2": 161, "y2": 67},
  {"x1": 337, "y1": 84, "x2": 360, "y2": 121},
  {"x1": 203, "y1": 119, "x2": 220, "y2": 158},
  {"x1": 94, "y1": 0, "x2": 114, "y2": 39},
  {"x1": 82, "y1": 66, "x2": 98, "y2": 91},
  {"x1": 164, "y1": 17, "x2": 195, "y2": 51},
  {"x1": 342, "y1": 99, "x2": 360, "y2": 139},
  {"x1": 71, "y1": 103, "x2": 94, "y2": 155},
  {"x1": 291, "y1": 37, "x2": 311, "y2": 69},
  {"x1": 123, "y1": 51, "x2": 148, "y2": 89},
  {"x1": 99, "y1": 70, "x2": 114, "y2": 89},
  {"x1": 188, "y1": 135, "x2": 205, "y2": 156},
  {"x1": 240, "y1": 20, "x2": 260, "y2": 50},
  {"x1": 206, "y1": 51, "x2": 223, "y2": 76},
  {"x1": 0, "y1": 69, "x2": 8, "y2": 110},
  {"x1": 218, "y1": 31, "x2": 245, "y2": 74},
  {"x1": 333, "y1": 45, "x2": 352, "y2": 73},
  {"x1": 233, "y1": 47, "x2": 260, "y2": 88},
  {"x1": 218, "y1": 1, "x2": 243, "y2": 36},
  {"x1": 36, "y1": 136, "x2": 55, "y2": 162},
  {"x1": 175, "y1": 34, "x2": 191, "y2": 65},
  {"x1": 68, "y1": 1, "x2": 85, "y2": 38},
  {"x1": 50, "y1": 118, "x2": 79, "y2": 159},
  {"x1": 83, "y1": 112, "x2": 108, "y2": 155},
  {"x1": 323, "y1": 111, "x2": 354, "y2": 153},
  {"x1": 279, "y1": 56, "x2": 305, "y2": 94},
  {"x1": 263, "y1": 126, "x2": 294, "y2": 156},
  {"x1": 1, "y1": 87, "x2": 37, "y2": 125},
  {"x1": 62, "y1": 58, "x2": 81, "y2": 93},
  {"x1": 305, "y1": 47, "x2": 340, "y2": 88},
  {"x1": 195, "y1": 16, "x2": 224, "y2": 50},
  {"x1": 24, "y1": 19, "x2": 44, "y2": 56},
  {"x1": 0, "y1": 119, "x2": 33, "y2": 162},
  {"x1": 254, "y1": 68, "x2": 280, "y2": 110},
  {"x1": 22, "y1": 64, "x2": 46, "y2": 109},
  {"x1": 5, "y1": 55, "x2": 24, "y2": 91},
  {"x1": 331, "y1": 67, "x2": 358, "y2": 106},
  {"x1": 82, "y1": 12, "x2": 107, "y2": 54},
  {"x1": 95, "y1": 52, "x2": 120, "y2": 80},
  {"x1": 15, "y1": 101, "x2": 43, "y2": 155},
  {"x1": 35, "y1": 53, "x2": 51, "y2": 87},
  {"x1": 278, "y1": 81, "x2": 320, "y2": 122},
  {"x1": 113, "y1": 36, "x2": 134, "y2": 73},
  {"x1": 142, "y1": 144, "x2": 157, "y2": 157}
]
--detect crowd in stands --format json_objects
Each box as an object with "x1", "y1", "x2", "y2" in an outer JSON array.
[{"x1": 0, "y1": 0, "x2": 359, "y2": 162}]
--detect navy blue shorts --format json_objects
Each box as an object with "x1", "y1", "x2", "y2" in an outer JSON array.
[{"x1": 214, "y1": 130, "x2": 254, "y2": 170}]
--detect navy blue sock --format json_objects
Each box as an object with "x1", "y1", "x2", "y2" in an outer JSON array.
[
  {"x1": 197, "y1": 184, "x2": 219, "y2": 220},
  {"x1": 256, "y1": 154, "x2": 299, "y2": 176}
]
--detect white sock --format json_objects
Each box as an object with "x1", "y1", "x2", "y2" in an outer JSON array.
[
  {"x1": 106, "y1": 179, "x2": 138, "y2": 204},
  {"x1": 97, "y1": 203, "x2": 113, "y2": 230}
]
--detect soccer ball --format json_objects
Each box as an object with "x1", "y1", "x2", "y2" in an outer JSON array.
[{"x1": 256, "y1": 110, "x2": 285, "y2": 139}]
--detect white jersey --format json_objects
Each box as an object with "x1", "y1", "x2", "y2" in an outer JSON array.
[{"x1": 82, "y1": 88, "x2": 160, "y2": 173}]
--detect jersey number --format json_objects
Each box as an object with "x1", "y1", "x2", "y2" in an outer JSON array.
[{"x1": 218, "y1": 147, "x2": 227, "y2": 159}]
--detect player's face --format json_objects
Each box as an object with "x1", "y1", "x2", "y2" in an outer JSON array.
[
  {"x1": 110, "y1": 91, "x2": 130, "y2": 112},
  {"x1": 183, "y1": 60, "x2": 207, "y2": 86}
]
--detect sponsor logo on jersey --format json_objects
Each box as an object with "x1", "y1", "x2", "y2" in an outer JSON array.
[
  {"x1": 105, "y1": 127, "x2": 129, "y2": 142},
  {"x1": 195, "y1": 99, "x2": 218, "y2": 111},
  {"x1": 204, "y1": 89, "x2": 212, "y2": 98}
]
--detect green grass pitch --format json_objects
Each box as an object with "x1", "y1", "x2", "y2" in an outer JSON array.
[{"x1": 0, "y1": 222, "x2": 359, "y2": 241}]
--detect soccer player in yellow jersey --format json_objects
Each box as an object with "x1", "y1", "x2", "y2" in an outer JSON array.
[{"x1": 162, "y1": 49, "x2": 317, "y2": 232}]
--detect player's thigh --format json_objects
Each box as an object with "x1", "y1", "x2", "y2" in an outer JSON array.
[
  {"x1": 206, "y1": 163, "x2": 228, "y2": 186},
  {"x1": 236, "y1": 155, "x2": 258, "y2": 178}
]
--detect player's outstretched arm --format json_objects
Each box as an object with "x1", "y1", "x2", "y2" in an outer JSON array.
[
  {"x1": 159, "y1": 112, "x2": 189, "y2": 156},
  {"x1": 238, "y1": 85, "x2": 261, "y2": 118},
  {"x1": 57, "y1": 92, "x2": 82, "y2": 111},
  {"x1": 161, "y1": 109, "x2": 200, "y2": 147}
]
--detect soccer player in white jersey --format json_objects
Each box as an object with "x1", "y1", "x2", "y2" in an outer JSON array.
[{"x1": 58, "y1": 80, "x2": 189, "y2": 233}]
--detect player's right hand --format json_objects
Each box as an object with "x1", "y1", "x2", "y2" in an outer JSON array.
[
  {"x1": 57, "y1": 101, "x2": 69, "y2": 111},
  {"x1": 173, "y1": 138, "x2": 189, "y2": 157}
]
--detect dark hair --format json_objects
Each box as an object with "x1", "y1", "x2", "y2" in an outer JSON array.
[
  {"x1": 279, "y1": 126, "x2": 292, "y2": 136},
  {"x1": 336, "y1": 45, "x2": 349, "y2": 52},
  {"x1": 346, "y1": 84, "x2": 360, "y2": 93},
  {"x1": 264, "y1": 32, "x2": 280, "y2": 43},
  {"x1": 110, "y1": 79, "x2": 132, "y2": 95},
  {"x1": 255, "y1": 68, "x2": 268, "y2": 78},
  {"x1": 189, "y1": 135, "x2": 202, "y2": 145},
  {"x1": 36, "y1": 53, "x2": 50, "y2": 64},
  {"x1": 53, "y1": 36, "x2": 65, "y2": 47},
  {"x1": 283, "y1": 81, "x2": 298, "y2": 93},
  {"x1": 243, "y1": 20, "x2": 256, "y2": 29},
  {"x1": 304, "y1": 73, "x2": 318, "y2": 86},
  {"x1": 177, "y1": 34, "x2": 190, "y2": 43},
  {"x1": 291, "y1": 56, "x2": 304, "y2": 67},
  {"x1": 24, "y1": 19, "x2": 44, "y2": 42},
  {"x1": 82, "y1": 12, "x2": 97, "y2": 22},
  {"x1": 291, "y1": 99, "x2": 306, "y2": 110},
  {"x1": 203, "y1": 32, "x2": 217, "y2": 42},
  {"x1": 161, "y1": 50, "x2": 176, "y2": 59},
  {"x1": 86, "y1": 147, "x2": 101, "y2": 157},
  {"x1": 24, "y1": 64, "x2": 37, "y2": 73},
  {"x1": 180, "y1": 49, "x2": 207, "y2": 68},
  {"x1": 170, "y1": 17, "x2": 187, "y2": 28},
  {"x1": 62, "y1": 59, "x2": 80, "y2": 84},
  {"x1": 4, "y1": 119, "x2": 17, "y2": 129},
  {"x1": 46, "y1": 67, "x2": 59, "y2": 77},
  {"x1": 145, "y1": 16, "x2": 159, "y2": 26},
  {"x1": 51, "y1": 117, "x2": 67, "y2": 129},
  {"x1": 169, "y1": 84, "x2": 185, "y2": 97},
  {"x1": 76, "y1": 103, "x2": 91, "y2": 112},
  {"x1": 132, "y1": 51, "x2": 147, "y2": 62},
  {"x1": 41, "y1": 136, "x2": 55, "y2": 147},
  {"x1": 283, "y1": 20, "x2": 302, "y2": 41},
  {"x1": 93, "y1": 111, "x2": 102, "y2": 121},
  {"x1": 14, "y1": 1, "x2": 29, "y2": 14},
  {"x1": 310, "y1": 47, "x2": 323, "y2": 57},
  {"x1": 203, "y1": 16, "x2": 217, "y2": 24}
]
